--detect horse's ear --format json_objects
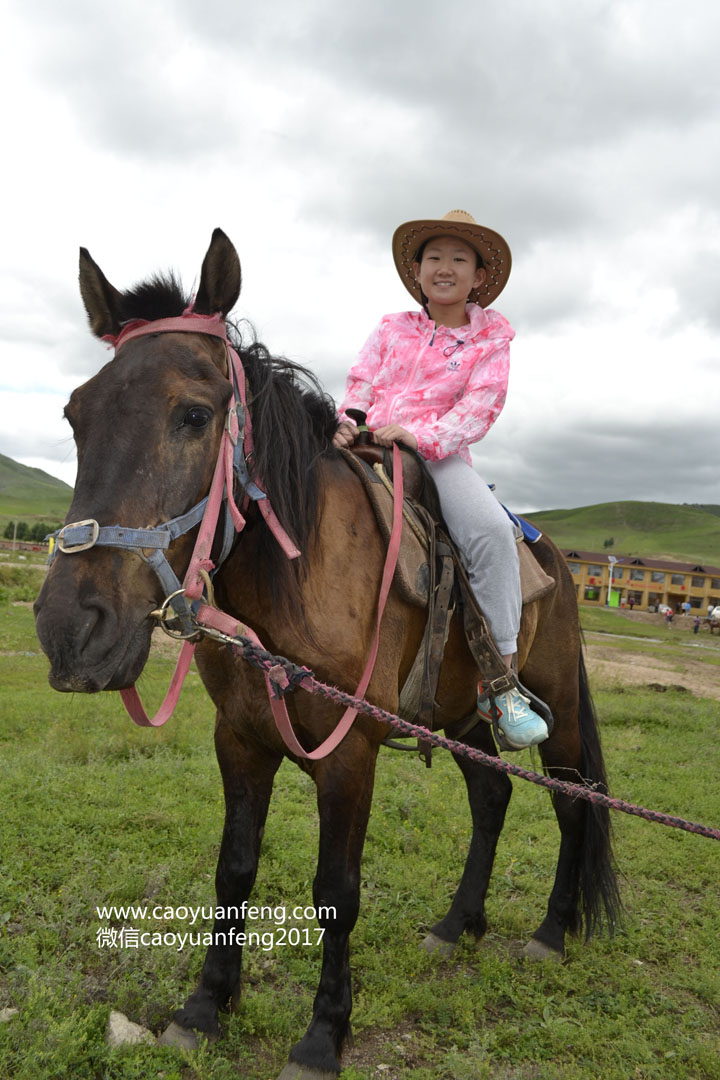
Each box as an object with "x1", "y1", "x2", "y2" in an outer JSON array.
[
  {"x1": 194, "y1": 228, "x2": 242, "y2": 317},
  {"x1": 79, "y1": 248, "x2": 124, "y2": 339}
]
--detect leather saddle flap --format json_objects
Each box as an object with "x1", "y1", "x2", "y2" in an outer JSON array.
[
  {"x1": 340, "y1": 446, "x2": 430, "y2": 608},
  {"x1": 340, "y1": 445, "x2": 556, "y2": 609}
]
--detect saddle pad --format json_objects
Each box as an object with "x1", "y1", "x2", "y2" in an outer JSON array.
[
  {"x1": 518, "y1": 540, "x2": 556, "y2": 604},
  {"x1": 339, "y1": 449, "x2": 430, "y2": 608},
  {"x1": 340, "y1": 447, "x2": 556, "y2": 608}
]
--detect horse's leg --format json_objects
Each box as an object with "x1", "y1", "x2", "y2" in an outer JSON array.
[
  {"x1": 160, "y1": 716, "x2": 281, "y2": 1046},
  {"x1": 279, "y1": 736, "x2": 379, "y2": 1080},
  {"x1": 422, "y1": 720, "x2": 512, "y2": 956}
]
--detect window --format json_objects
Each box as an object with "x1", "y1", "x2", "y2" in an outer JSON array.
[
  {"x1": 611, "y1": 567, "x2": 624, "y2": 579},
  {"x1": 651, "y1": 571, "x2": 665, "y2": 584},
  {"x1": 711, "y1": 578, "x2": 720, "y2": 590},
  {"x1": 691, "y1": 576, "x2": 705, "y2": 588},
  {"x1": 584, "y1": 586, "x2": 600, "y2": 601},
  {"x1": 587, "y1": 565, "x2": 603, "y2": 576},
  {"x1": 567, "y1": 561, "x2": 580, "y2": 575},
  {"x1": 630, "y1": 569, "x2": 645, "y2": 582},
  {"x1": 671, "y1": 574, "x2": 685, "y2": 586}
]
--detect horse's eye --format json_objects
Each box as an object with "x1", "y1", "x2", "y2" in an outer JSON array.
[{"x1": 183, "y1": 406, "x2": 212, "y2": 429}]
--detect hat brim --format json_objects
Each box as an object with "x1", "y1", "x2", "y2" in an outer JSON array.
[{"x1": 392, "y1": 218, "x2": 512, "y2": 308}]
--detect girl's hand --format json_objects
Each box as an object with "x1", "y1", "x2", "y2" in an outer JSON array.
[
  {"x1": 372, "y1": 424, "x2": 418, "y2": 451},
  {"x1": 332, "y1": 421, "x2": 359, "y2": 448}
]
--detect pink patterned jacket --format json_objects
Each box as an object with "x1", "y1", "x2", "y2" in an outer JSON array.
[{"x1": 339, "y1": 304, "x2": 514, "y2": 464}]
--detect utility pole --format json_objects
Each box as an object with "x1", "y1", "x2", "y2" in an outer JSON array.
[{"x1": 607, "y1": 555, "x2": 618, "y2": 606}]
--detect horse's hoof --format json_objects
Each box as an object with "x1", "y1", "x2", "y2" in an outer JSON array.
[
  {"x1": 523, "y1": 938, "x2": 564, "y2": 963},
  {"x1": 420, "y1": 932, "x2": 456, "y2": 958},
  {"x1": 158, "y1": 1020, "x2": 219, "y2": 1049},
  {"x1": 276, "y1": 1065, "x2": 339, "y2": 1080}
]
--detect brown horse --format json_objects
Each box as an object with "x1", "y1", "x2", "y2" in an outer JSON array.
[{"x1": 34, "y1": 229, "x2": 619, "y2": 1079}]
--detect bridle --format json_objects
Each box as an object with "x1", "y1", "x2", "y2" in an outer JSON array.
[
  {"x1": 48, "y1": 311, "x2": 405, "y2": 758},
  {"x1": 49, "y1": 312, "x2": 299, "y2": 634}
]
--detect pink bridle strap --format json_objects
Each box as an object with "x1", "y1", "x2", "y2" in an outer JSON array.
[
  {"x1": 110, "y1": 311, "x2": 300, "y2": 564},
  {"x1": 195, "y1": 442, "x2": 405, "y2": 759},
  {"x1": 119, "y1": 640, "x2": 196, "y2": 727},
  {"x1": 107, "y1": 312, "x2": 230, "y2": 350},
  {"x1": 120, "y1": 442, "x2": 405, "y2": 755},
  {"x1": 111, "y1": 310, "x2": 404, "y2": 752}
]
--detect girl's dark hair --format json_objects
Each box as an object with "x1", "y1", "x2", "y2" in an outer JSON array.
[{"x1": 414, "y1": 238, "x2": 485, "y2": 270}]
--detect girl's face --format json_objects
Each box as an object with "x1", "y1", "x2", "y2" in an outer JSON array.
[{"x1": 413, "y1": 236, "x2": 486, "y2": 309}]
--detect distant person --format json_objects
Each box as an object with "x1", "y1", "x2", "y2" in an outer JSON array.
[
  {"x1": 333, "y1": 209, "x2": 548, "y2": 750},
  {"x1": 693, "y1": 616, "x2": 701, "y2": 634},
  {"x1": 628, "y1": 597, "x2": 635, "y2": 611},
  {"x1": 665, "y1": 609, "x2": 674, "y2": 628}
]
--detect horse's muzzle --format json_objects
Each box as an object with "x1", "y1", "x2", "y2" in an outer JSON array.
[{"x1": 34, "y1": 581, "x2": 152, "y2": 694}]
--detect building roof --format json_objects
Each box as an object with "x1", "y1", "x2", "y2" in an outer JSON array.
[{"x1": 561, "y1": 551, "x2": 720, "y2": 575}]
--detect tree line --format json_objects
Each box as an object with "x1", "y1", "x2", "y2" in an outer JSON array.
[{"x1": 3, "y1": 521, "x2": 61, "y2": 543}]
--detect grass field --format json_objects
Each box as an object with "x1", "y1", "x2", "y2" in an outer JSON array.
[{"x1": 0, "y1": 581, "x2": 719, "y2": 1079}]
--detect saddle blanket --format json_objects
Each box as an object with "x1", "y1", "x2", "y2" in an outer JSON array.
[{"x1": 341, "y1": 448, "x2": 555, "y2": 609}]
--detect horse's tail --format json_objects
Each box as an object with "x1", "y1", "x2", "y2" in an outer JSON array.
[{"x1": 576, "y1": 650, "x2": 623, "y2": 938}]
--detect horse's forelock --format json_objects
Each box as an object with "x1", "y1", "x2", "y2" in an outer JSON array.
[{"x1": 117, "y1": 272, "x2": 189, "y2": 325}]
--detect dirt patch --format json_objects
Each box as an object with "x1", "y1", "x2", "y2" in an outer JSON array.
[{"x1": 584, "y1": 640, "x2": 720, "y2": 700}]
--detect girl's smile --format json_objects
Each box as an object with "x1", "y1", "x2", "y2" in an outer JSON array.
[{"x1": 413, "y1": 236, "x2": 486, "y2": 327}]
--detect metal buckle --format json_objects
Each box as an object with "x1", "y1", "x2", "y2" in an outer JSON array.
[
  {"x1": 225, "y1": 404, "x2": 239, "y2": 445},
  {"x1": 56, "y1": 519, "x2": 100, "y2": 553},
  {"x1": 150, "y1": 589, "x2": 200, "y2": 641},
  {"x1": 486, "y1": 675, "x2": 513, "y2": 696}
]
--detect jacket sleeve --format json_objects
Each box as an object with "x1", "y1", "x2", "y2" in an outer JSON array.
[
  {"x1": 412, "y1": 335, "x2": 510, "y2": 460},
  {"x1": 338, "y1": 320, "x2": 384, "y2": 419}
]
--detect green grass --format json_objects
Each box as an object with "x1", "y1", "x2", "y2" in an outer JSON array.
[
  {"x1": 0, "y1": 562, "x2": 47, "y2": 604},
  {"x1": 0, "y1": 603, "x2": 719, "y2": 1079},
  {"x1": 525, "y1": 501, "x2": 720, "y2": 565},
  {"x1": 578, "y1": 606, "x2": 720, "y2": 674},
  {"x1": 579, "y1": 606, "x2": 668, "y2": 639},
  {"x1": 0, "y1": 453, "x2": 72, "y2": 530}
]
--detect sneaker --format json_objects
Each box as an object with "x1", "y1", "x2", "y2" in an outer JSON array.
[{"x1": 477, "y1": 688, "x2": 549, "y2": 750}]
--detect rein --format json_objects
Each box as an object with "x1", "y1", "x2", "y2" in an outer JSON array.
[{"x1": 51, "y1": 312, "x2": 405, "y2": 759}]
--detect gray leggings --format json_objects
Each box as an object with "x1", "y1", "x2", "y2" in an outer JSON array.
[{"x1": 426, "y1": 455, "x2": 521, "y2": 656}]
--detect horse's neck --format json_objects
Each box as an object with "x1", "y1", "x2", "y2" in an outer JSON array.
[{"x1": 215, "y1": 457, "x2": 381, "y2": 656}]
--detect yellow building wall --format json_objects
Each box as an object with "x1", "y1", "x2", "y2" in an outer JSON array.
[{"x1": 565, "y1": 557, "x2": 720, "y2": 612}]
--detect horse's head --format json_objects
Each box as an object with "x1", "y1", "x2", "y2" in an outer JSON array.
[{"x1": 34, "y1": 230, "x2": 241, "y2": 692}]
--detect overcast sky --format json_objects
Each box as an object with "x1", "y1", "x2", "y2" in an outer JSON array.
[{"x1": 2, "y1": 0, "x2": 719, "y2": 513}]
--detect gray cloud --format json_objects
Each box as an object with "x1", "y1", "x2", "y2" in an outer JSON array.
[
  {"x1": 4, "y1": 0, "x2": 720, "y2": 516},
  {"x1": 481, "y1": 415, "x2": 720, "y2": 511}
]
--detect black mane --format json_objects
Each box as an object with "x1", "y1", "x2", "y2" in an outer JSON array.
[
  {"x1": 118, "y1": 272, "x2": 189, "y2": 323},
  {"x1": 119, "y1": 274, "x2": 340, "y2": 622}
]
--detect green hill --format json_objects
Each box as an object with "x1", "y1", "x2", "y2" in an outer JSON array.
[
  {"x1": 2, "y1": 450, "x2": 718, "y2": 568},
  {"x1": 524, "y1": 501, "x2": 720, "y2": 566},
  {"x1": 0, "y1": 453, "x2": 73, "y2": 527}
]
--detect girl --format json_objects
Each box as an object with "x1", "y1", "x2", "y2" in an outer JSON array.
[{"x1": 333, "y1": 209, "x2": 548, "y2": 750}]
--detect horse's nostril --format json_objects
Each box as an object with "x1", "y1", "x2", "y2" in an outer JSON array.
[{"x1": 74, "y1": 607, "x2": 102, "y2": 654}]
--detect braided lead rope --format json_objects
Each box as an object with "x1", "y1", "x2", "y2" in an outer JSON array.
[{"x1": 205, "y1": 628, "x2": 720, "y2": 842}]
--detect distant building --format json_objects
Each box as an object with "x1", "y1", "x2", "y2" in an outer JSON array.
[{"x1": 562, "y1": 550, "x2": 720, "y2": 612}]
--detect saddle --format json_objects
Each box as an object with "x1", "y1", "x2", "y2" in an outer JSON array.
[{"x1": 340, "y1": 444, "x2": 556, "y2": 764}]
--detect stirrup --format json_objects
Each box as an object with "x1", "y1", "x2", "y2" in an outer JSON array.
[{"x1": 478, "y1": 678, "x2": 554, "y2": 752}]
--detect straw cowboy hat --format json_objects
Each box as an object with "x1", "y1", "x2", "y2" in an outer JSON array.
[{"x1": 392, "y1": 209, "x2": 512, "y2": 308}]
